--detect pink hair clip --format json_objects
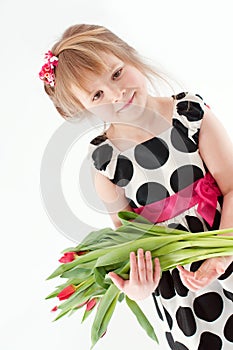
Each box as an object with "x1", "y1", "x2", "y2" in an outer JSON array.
[{"x1": 39, "y1": 50, "x2": 58, "y2": 87}]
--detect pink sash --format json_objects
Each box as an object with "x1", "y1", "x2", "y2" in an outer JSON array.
[{"x1": 132, "y1": 172, "x2": 222, "y2": 227}]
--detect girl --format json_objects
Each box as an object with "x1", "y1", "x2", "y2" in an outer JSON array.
[{"x1": 39, "y1": 24, "x2": 233, "y2": 350}]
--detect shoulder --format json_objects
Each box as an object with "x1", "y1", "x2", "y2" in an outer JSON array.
[
  {"x1": 150, "y1": 92, "x2": 206, "y2": 124},
  {"x1": 172, "y1": 92, "x2": 206, "y2": 120},
  {"x1": 170, "y1": 92, "x2": 208, "y2": 146},
  {"x1": 88, "y1": 132, "x2": 119, "y2": 179}
]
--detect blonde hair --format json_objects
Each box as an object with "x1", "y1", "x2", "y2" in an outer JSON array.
[{"x1": 43, "y1": 24, "x2": 173, "y2": 119}]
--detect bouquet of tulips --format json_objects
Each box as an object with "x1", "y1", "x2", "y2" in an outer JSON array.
[{"x1": 46, "y1": 211, "x2": 233, "y2": 349}]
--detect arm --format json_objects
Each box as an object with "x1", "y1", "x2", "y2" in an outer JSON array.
[
  {"x1": 93, "y1": 170, "x2": 161, "y2": 300},
  {"x1": 199, "y1": 108, "x2": 233, "y2": 235},
  {"x1": 178, "y1": 105, "x2": 233, "y2": 291},
  {"x1": 93, "y1": 170, "x2": 133, "y2": 228}
]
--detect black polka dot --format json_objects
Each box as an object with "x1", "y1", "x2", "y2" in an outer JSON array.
[
  {"x1": 168, "y1": 223, "x2": 189, "y2": 231},
  {"x1": 223, "y1": 288, "x2": 233, "y2": 302},
  {"x1": 125, "y1": 196, "x2": 138, "y2": 208},
  {"x1": 195, "y1": 93, "x2": 204, "y2": 101},
  {"x1": 174, "y1": 342, "x2": 189, "y2": 350},
  {"x1": 185, "y1": 215, "x2": 204, "y2": 232},
  {"x1": 172, "y1": 92, "x2": 188, "y2": 100},
  {"x1": 136, "y1": 182, "x2": 169, "y2": 205},
  {"x1": 158, "y1": 271, "x2": 176, "y2": 299},
  {"x1": 176, "y1": 306, "x2": 197, "y2": 336},
  {"x1": 90, "y1": 133, "x2": 108, "y2": 145},
  {"x1": 176, "y1": 100, "x2": 204, "y2": 121},
  {"x1": 204, "y1": 208, "x2": 221, "y2": 230},
  {"x1": 218, "y1": 261, "x2": 233, "y2": 280},
  {"x1": 194, "y1": 292, "x2": 223, "y2": 322},
  {"x1": 192, "y1": 130, "x2": 200, "y2": 145},
  {"x1": 170, "y1": 165, "x2": 204, "y2": 193},
  {"x1": 171, "y1": 119, "x2": 198, "y2": 152},
  {"x1": 92, "y1": 144, "x2": 113, "y2": 171},
  {"x1": 165, "y1": 332, "x2": 175, "y2": 350},
  {"x1": 224, "y1": 314, "x2": 233, "y2": 342},
  {"x1": 111, "y1": 155, "x2": 133, "y2": 187},
  {"x1": 190, "y1": 260, "x2": 205, "y2": 272},
  {"x1": 172, "y1": 268, "x2": 189, "y2": 297},
  {"x1": 198, "y1": 332, "x2": 222, "y2": 350},
  {"x1": 152, "y1": 293, "x2": 163, "y2": 321},
  {"x1": 134, "y1": 137, "x2": 169, "y2": 169},
  {"x1": 163, "y1": 306, "x2": 173, "y2": 329}
]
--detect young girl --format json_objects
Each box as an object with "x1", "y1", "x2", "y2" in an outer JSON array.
[{"x1": 39, "y1": 24, "x2": 233, "y2": 350}]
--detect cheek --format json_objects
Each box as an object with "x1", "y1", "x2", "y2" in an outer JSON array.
[{"x1": 125, "y1": 70, "x2": 146, "y2": 88}]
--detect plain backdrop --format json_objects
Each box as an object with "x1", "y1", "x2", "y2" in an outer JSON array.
[{"x1": 1, "y1": 0, "x2": 233, "y2": 349}]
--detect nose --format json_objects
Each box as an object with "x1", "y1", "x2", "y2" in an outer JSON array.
[{"x1": 108, "y1": 86, "x2": 126, "y2": 103}]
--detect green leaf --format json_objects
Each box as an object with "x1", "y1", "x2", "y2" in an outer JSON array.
[
  {"x1": 72, "y1": 227, "x2": 115, "y2": 251},
  {"x1": 81, "y1": 299, "x2": 99, "y2": 323},
  {"x1": 125, "y1": 296, "x2": 159, "y2": 343},
  {"x1": 118, "y1": 293, "x2": 125, "y2": 302},
  {"x1": 94, "y1": 266, "x2": 109, "y2": 289},
  {"x1": 95, "y1": 235, "x2": 187, "y2": 268},
  {"x1": 45, "y1": 278, "x2": 83, "y2": 299},
  {"x1": 91, "y1": 284, "x2": 120, "y2": 348},
  {"x1": 118, "y1": 211, "x2": 152, "y2": 224}
]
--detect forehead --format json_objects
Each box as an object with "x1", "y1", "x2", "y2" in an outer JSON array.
[
  {"x1": 86, "y1": 53, "x2": 123, "y2": 83},
  {"x1": 72, "y1": 53, "x2": 123, "y2": 96},
  {"x1": 99, "y1": 52, "x2": 123, "y2": 67}
]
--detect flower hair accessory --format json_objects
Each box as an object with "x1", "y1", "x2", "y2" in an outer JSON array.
[{"x1": 39, "y1": 50, "x2": 58, "y2": 87}]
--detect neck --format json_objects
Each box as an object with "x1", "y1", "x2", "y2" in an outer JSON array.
[{"x1": 106, "y1": 96, "x2": 171, "y2": 141}]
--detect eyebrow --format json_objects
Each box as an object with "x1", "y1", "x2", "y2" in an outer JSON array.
[{"x1": 86, "y1": 63, "x2": 122, "y2": 96}]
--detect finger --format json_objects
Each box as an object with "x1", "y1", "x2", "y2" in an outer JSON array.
[
  {"x1": 185, "y1": 276, "x2": 212, "y2": 292},
  {"x1": 182, "y1": 278, "x2": 201, "y2": 292},
  {"x1": 137, "y1": 248, "x2": 147, "y2": 282},
  {"x1": 177, "y1": 272, "x2": 202, "y2": 292},
  {"x1": 177, "y1": 265, "x2": 195, "y2": 279},
  {"x1": 108, "y1": 272, "x2": 125, "y2": 291},
  {"x1": 145, "y1": 251, "x2": 153, "y2": 282},
  {"x1": 153, "y1": 258, "x2": 161, "y2": 286},
  {"x1": 129, "y1": 251, "x2": 139, "y2": 282}
]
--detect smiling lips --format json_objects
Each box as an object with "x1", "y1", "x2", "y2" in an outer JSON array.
[{"x1": 118, "y1": 93, "x2": 135, "y2": 112}]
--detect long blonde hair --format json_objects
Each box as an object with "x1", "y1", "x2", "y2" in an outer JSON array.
[{"x1": 43, "y1": 24, "x2": 173, "y2": 119}]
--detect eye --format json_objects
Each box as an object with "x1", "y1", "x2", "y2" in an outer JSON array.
[
  {"x1": 92, "y1": 90, "x2": 103, "y2": 101},
  {"x1": 113, "y1": 68, "x2": 122, "y2": 80}
]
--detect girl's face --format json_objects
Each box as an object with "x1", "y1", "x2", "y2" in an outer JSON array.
[{"x1": 72, "y1": 53, "x2": 149, "y2": 124}]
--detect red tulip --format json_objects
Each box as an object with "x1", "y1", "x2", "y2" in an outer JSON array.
[
  {"x1": 101, "y1": 330, "x2": 107, "y2": 338},
  {"x1": 59, "y1": 252, "x2": 77, "y2": 263},
  {"x1": 57, "y1": 285, "x2": 76, "y2": 301},
  {"x1": 77, "y1": 251, "x2": 87, "y2": 256},
  {"x1": 51, "y1": 306, "x2": 58, "y2": 312},
  {"x1": 76, "y1": 301, "x2": 88, "y2": 309},
  {"x1": 86, "y1": 298, "x2": 97, "y2": 311}
]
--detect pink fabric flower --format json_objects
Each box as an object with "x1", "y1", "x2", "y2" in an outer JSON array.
[
  {"x1": 195, "y1": 172, "x2": 221, "y2": 201},
  {"x1": 195, "y1": 172, "x2": 222, "y2": 226},
  {"x1": 39, "y1": 50, "x2": 58, "y2": 87}
]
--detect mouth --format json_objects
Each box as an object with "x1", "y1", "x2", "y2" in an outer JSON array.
[{"x1": 117, "y1": 93, "x2": 135, "y2": 112}]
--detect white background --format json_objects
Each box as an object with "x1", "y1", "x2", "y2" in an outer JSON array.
[{"x1": 1, "y1": 0, "x2": 233, "y2": 349}]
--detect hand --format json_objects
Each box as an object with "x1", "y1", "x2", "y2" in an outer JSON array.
[
  {"x1": 108, "y1": 249, "x2": 161, "y2": 301},
  {"x1": 177, "y1": 255, "x2": 233, "y2": 292}
]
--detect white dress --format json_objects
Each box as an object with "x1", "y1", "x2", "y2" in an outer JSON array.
[{"x1": 89, "y1": 92, "x2": 233, "y2": 350}]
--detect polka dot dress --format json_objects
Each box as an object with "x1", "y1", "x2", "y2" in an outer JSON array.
[{"x1": 89, "y1": 92, "x2": 233, "y2": 349}]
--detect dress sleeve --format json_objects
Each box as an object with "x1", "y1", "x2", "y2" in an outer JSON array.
[
  {"x1": 172, "y1": 92, "x2": 207, "y2": 146},
  {"x1": 88, "y1": 133, "x2": 119, "y2": 180}
]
